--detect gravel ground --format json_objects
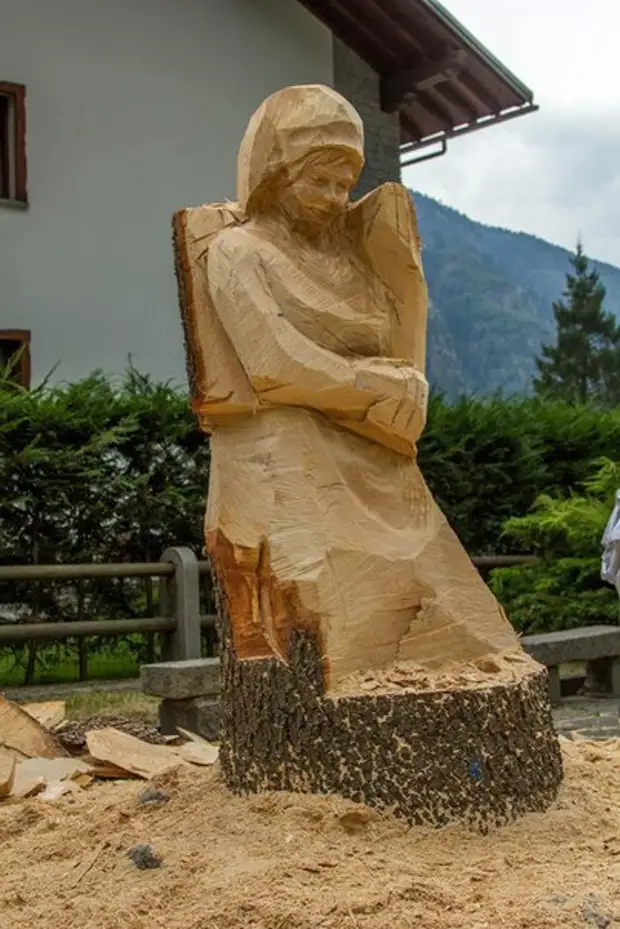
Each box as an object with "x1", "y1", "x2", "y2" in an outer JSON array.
[{"x1": 55, "y1": 714, "x2": 173, "y2": 754}]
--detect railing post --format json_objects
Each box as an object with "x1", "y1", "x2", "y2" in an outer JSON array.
[{"x1": 158, "y1": 546, "x2": 202, "y2": 661}]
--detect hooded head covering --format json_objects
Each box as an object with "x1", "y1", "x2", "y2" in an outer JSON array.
[{"x1": 237, "y1": 85, "x2": 364, "y2": 214}]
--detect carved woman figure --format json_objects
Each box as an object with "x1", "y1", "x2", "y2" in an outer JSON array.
[{"x1": 175, "y1": 84, "x2": 527, "y2": 693}]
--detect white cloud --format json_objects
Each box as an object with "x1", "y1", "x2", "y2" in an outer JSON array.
[{"x1": 403, "y1": 0, "x2": 620, "y2": 265}]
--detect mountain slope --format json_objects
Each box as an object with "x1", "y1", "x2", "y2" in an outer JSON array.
[{"x1": 413, "y1": 193, "x2": 620, "y2": 397}]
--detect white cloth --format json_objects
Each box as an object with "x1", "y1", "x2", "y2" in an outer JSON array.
[{"x1": 601, "y1": 489, "x2": 620, "y2": 595}]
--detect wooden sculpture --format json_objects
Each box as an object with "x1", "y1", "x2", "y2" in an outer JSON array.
[{"x1": 173, "y1": 84, "x2": 563, "y2": 827}]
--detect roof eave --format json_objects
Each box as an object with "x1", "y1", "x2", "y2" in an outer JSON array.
[
  {"x1": 400, "y1": 101, "x2": 539, "y2": 164},
  {"x1": 419, "y1": 0, "x2": 534, "y2": 104}
]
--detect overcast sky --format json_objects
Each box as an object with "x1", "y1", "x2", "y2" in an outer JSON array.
[{"x1": 402, "y1": 0, "x2": 620, "y2": 266}]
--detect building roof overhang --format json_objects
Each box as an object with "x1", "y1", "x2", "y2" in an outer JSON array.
[{"x1": 299, "y1": 0, "x2": 537, "y2": 161}]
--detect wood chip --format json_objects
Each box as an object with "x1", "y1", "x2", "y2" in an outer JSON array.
[
  {"x1": 38, "y1": 780, "x2": 80, "y2": 801},
  {"x1": 69, "y1": 841, "x2": 107, "y2": 888},
  {"x1": 12, "y1": 773, "x2": 46, "y2": 799},
  {"x1": 82, "y1": 758, "x2": 140, "y2": 780},
  {"x1": 22, "y1": 700, "x2": 66, "y2": 731},
  {"x1": 0, "y1": 696, "x2": 67, "y2": 760},
  {"x1": 53, "y1": 719, "x2": 71, "y2": 733},
  {"x1": 339, "y1": 810, "x2": 372, "y2": 834},
  {"x1": 11, "y1": 757, "x2": 92, "y2": 799},
  {"x1": 175, "y1": 740, "x2": 219, "y2": 766},
  {"x1": 176, "y1": 726, "x2": 211, "y2": 745},
  {"x1": 86, "y1": 727, "x2": 186, "y2": 780},
  {"x1": 71, "y1": 771, "x2": 95, "y2": 789},
  {"x1": 0, "y1": 747, "x2": 16, "y2": 798}
]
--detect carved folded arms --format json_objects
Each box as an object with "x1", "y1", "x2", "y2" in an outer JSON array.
[
  {"x1": 207, "y1": 229, "x2": 427, "y2": 457},
  {"x1": 208, "y1": 233, "x2": 364, "y2": 412},
  {"x1": 349, "y1": 359, "x2": 428, "y2": 457}
]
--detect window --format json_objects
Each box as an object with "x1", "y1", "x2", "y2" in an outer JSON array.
[
  {"x1": 0, "y1": 330, "x2": 31, "y2": 388},
  {"x1": 0, "y1": 82, "x2": 27, "y2": 204}
]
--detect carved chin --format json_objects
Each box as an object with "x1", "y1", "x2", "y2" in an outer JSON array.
[{"x1": 300, "y1": 201, "x2": 345, "y2": 219}]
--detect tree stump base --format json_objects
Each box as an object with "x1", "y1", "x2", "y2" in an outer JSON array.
[{"x1": 215, "y1": 589, "x2": 563, "y2": 829}]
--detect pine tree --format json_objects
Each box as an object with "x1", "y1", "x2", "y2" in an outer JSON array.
[{"x1": 534, "y1": 242, "x2": 620, "y2": 405}]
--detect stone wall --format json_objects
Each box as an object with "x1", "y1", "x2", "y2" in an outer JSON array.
[{"x1": 332, "y1": 38, "x2": 401, "y2": 197}]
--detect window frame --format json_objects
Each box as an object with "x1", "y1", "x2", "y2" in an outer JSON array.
[
  {"x1": 0, "y1": 329, "x2": 31, "y2": 388},
  {"x1": 0, "y1": 82, "x2": 27, "y2": 205}
]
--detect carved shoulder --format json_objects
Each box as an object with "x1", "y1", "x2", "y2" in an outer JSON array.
[{"x1": 207, "y1": 225, "x2": 263, "y2": 281}]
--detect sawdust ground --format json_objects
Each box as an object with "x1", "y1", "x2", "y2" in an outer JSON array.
[{"x1": 1, "y1": 737, "x2": 619, "y2": 929}]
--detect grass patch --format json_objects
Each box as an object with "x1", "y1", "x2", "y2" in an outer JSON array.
[
  {"x1": 0, "y1": 643, "x2": 139, "y2": 687},
  {"x1": 64, "y1": 690, "x2": 158, "y2": 723},
  {"x1": 562, "y1": 661, "x2": 586, "y2": 678}
]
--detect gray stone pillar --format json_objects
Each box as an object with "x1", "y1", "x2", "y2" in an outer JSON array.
[
  {"x1": 158, "y1": 546, "x2": 202, "y2": 662},
  {"x1": 332, "y1": 38, "x2": 401, "y2": 197}
]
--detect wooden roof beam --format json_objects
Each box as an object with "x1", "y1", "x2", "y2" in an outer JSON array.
[
  {"x1": 381, "y1": 49, "x2": 468, "y2": 112},
  {"x1": 301, "y1": 0, "x2": 401, "y2": 72}
]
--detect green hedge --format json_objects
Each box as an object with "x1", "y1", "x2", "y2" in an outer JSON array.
[
  {"x1": 487, "y1": 457, "x2": 620, "y2": 635},
  {"x1": 420, "y1": 394, "x2": 620, "y2": 553},
  {"x1": 0, "y1": 369, "x2": 210, "y2": 683},
  {"x1": 2, "y1": 372, "x2": 620, "y2": 682}
]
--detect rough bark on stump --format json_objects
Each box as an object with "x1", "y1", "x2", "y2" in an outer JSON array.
[{"x1": 212, "y1": 570, "x2": 563, "y2": 830}]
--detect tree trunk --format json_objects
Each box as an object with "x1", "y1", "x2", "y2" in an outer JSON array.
[
  {"x1": 78, "y1": 638, "x2": 88, "y2": 682},
  {"x1": 25, "y1": 536, "x2": 41, "y2": 685},
  {"x1": 145, "y1": 578, "x2": 156, "y2": 663},
  {"x1": 24, "y1": 641, "x2": 38, "y2": 686},
  {"x1": 213, "y1": 571, "x2": 563, "y2": 830},
  {"x1": 76, "y1": 583, "x2": 88, "y2": 682}
]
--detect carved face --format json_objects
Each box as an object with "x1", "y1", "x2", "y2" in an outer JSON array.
[
  {"x1": 237, "y1": 85, "x2": 364, "y2": 216},
  {"x1": 282, "y1": 151, "x2": 357, "y2": 221}
]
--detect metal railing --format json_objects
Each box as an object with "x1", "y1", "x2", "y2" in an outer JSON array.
[
  {"x1": 0, "y1": 547, "x2": 215, "y2": 663},
  {"x1": 0, "y1": 550, "x2": 537, "y2": 658}
]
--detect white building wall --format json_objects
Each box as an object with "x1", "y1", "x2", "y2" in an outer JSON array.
[{"x1": 0, "y1": 0, "x2": 333, "y2": 384}]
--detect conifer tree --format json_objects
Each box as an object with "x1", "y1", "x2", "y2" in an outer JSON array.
[{"x1": 534, "y1": 242, "x2": 620, "y2": 405}]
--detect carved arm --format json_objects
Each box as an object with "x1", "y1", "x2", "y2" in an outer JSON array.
[{"x1": 207, "y1": 233, "x2": 426, "y2": 456}]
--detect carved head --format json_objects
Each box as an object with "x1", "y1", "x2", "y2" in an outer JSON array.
[{"x1": 237, "y1": 85, "x2": 364, "y2": 220}]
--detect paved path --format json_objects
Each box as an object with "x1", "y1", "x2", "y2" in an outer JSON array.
[
  {"x1": 552, "y1": 695, "x2": 620, "y2": 741},
  {"x1": 3, "y1": 678, "x2": 141, "y2": 703}
]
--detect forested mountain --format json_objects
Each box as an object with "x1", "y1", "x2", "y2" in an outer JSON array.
[{"x1": 413, "y1": 193, "x2": 620, "y2": 398}]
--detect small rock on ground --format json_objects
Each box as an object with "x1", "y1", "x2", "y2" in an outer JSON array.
[
  {"x1": 138, "y1": 788, "x2": 170, "y2": 806},
  {"x1": 127, "y1": 844, "x2": 162, "y2": 870}
]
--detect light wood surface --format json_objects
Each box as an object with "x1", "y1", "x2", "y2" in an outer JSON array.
[{"x1": 173, "y1": 84, "x2": 529, "y2": 691}]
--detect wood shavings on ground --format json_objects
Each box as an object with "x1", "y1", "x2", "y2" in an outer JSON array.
[
  {"x1": 0, "y1": 694, "x2": 216, "y2": 802},
  {"x1": 0, "y1": 737, "x2": 619, "y2": 929}
]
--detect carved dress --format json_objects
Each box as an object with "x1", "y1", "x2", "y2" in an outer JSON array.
[{"x1": 205, "y1": 218, "x2": 520, "y2": 689}]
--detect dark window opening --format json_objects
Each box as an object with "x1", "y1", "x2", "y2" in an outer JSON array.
[
  {"x1": 0, "y1": 82, "x2": 27, "y2": 203},
  {"x1": 0, "y1": 330, "x2": 31, "y2": 388}
]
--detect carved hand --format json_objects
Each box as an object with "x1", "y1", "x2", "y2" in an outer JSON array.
[
  {"x1": 330, "y1": 358, "x2": 428, "y2": 456},
  {"x1": 353, "y1": 358, "x2": 428, "y2": 442}
]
